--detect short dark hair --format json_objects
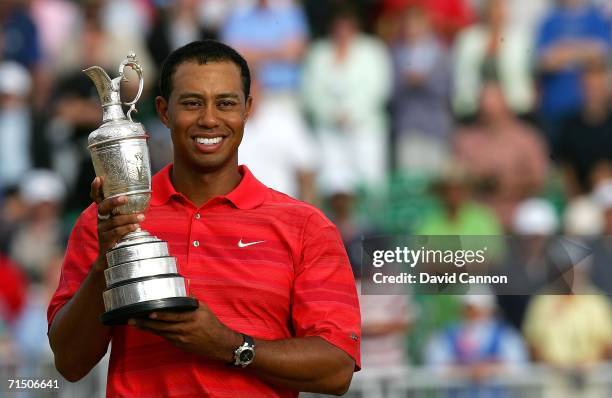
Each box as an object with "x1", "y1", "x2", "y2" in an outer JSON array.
[{"x1": 159, "y1": 40, "x2": 251, "y2": 101}]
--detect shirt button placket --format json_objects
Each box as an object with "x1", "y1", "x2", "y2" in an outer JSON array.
[{"x1": 192, "y1": 212, "x2": 202, "y2": 248}]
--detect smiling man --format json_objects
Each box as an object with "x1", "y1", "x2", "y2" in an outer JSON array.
[{"x1": 47, "y1": 41, "x2": 361, "y2": 397}]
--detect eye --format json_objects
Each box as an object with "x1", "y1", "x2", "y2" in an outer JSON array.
[
  {"x1": 218, "y1": 100, "x2": 237, "y2": 109},
  {"x1": 181, "y1": 100, "x2": 202, "y2": 109}
]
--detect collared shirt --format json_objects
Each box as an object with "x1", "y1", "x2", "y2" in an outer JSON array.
[{"x1": 48, "y1": 165, "x2": 360, "y2": 398}]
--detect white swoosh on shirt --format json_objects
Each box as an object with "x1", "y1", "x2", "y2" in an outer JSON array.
[{"x1": 238, "y1": 239, "x2": 265, "y2": 248}]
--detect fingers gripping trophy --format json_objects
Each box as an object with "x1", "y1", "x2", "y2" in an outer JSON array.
[{"x1": 84, "y1": 53, "x2": 198, "y2": 325}]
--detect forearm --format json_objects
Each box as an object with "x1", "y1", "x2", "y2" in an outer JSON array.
[
  {"x1": 48, "y1": 259, "x2": 112, "y2": 381},
  {"x1": 249, "y1": 336, "x2": 355, "y2": 395}
]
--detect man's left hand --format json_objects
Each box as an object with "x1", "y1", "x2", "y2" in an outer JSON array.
[{"x1": 129, "y1": 301, "x2": 242, "y2": 363}]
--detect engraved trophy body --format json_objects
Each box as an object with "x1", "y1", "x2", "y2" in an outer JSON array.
[{"x1": 84, "y1": 53, "x2": 198, "y2": 325}]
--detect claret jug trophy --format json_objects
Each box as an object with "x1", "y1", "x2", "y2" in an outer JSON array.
[{"x1": 84, "y1": 53, "x2": 198, "y2": 325}]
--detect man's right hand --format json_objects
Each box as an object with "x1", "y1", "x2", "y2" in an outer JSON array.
[{"x1": 90, "y1": 177, "x2": 144, "y2": 268}]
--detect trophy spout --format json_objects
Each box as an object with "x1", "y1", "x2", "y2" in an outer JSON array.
[
  {"x1": 83, "y1": 66, "x2": 120, "y2": 106},
  {"x1": 83, "y1": 66, "x2": 126, "y2": 122}
]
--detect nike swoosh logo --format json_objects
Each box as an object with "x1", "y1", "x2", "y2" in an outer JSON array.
[{"x1": 238, "y1": 239, "x2": 265, "y2": 248}]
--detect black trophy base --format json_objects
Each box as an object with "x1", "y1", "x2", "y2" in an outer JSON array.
[{"x1": 101, "y1": 297, "x2": 199, "y2": 325}]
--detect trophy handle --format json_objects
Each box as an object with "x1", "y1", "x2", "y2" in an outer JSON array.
[{"x1": 118, "y1": 52, "x2": 144, "y2": 122}]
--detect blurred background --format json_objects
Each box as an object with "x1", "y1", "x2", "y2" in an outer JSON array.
[{"x1": 1, "y1": 0, "x2": 612, "y2": 396}]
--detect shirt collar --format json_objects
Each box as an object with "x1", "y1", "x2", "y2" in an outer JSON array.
[{"x1": 150, "y1": 164, "x2": 268, "y2": 210}]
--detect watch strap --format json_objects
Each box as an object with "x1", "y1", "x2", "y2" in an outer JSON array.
[
  {"x1": 231, "y1": 333, "x2": 255, "y2": 367},
  {"x1": 241, "y1": 334, "x2": 254, "y2": 348}
]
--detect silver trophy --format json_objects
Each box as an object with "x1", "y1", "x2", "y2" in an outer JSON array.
[{"x1": 84, "y1": 53, "x2": 198, "y2": 325}]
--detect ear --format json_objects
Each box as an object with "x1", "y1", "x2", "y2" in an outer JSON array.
[
  {"x1": 244, "y1": 95, "x2": 253, "y2": 122},
  {"x1": 155, "y1": 96, "x2": 170, "y2": 128}
]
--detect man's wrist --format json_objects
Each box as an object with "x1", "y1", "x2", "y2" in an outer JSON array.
[
  {"x1": 229, "y1": 333, "x2": 256, "y2": 367},
  {"x1": 216, "y1": 329, "x2": 243, "y2": 364}
]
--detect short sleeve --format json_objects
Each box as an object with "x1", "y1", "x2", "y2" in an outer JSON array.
[
  {"x1": 47, "y1": 204, "x2": 99, "y2": 329},
  {"x1": 291, "y1": 213, "x2": 361, "y2": 369}
]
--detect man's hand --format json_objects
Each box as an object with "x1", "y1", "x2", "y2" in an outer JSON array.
[
  {"x1": 129, "y1": 301, "x2": 242, "y2": 363},
  {"x1": 90, "y1": 177, "x2": 144, "y2": 268}
]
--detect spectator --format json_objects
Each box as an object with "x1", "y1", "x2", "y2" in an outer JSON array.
[
  {"x1": 29, "y1": 0, "x2": 81, "y2": 109},
  {"x1": 523, "y1": 285, "x2": 612, "y2": 369},
  {"x1": 0, "y1": 1, "x2": 41, "y2": 69},
  {"x1": 556, "y1": 59, "x2": 612, "y2": 196},
  {"x1": 324, "y1": 179, "x2": 381, "y2": 275},
  {"x1": 221, "y1": 0, "x2": 309, "y2": 95},
  {"x1": 0, "y1": 61, "x2": 33, "y2": 191},
  {"x1": 147, "y1": 0, "x2": 215, "y2": 73},
  {"x1": 391, "y1": 5, "x2": 452, "y2": 173},
  {"x1": 454, "y1": 82, "x2": 548, "y2": 230},
  {"x1": 29, "y1": 0, "x2": 81, "y2": 74},
  {"x1": 357, "y1": 278, "x2": 413, "y2": 373},
  {"x1": 495, "y1": 198, "x2": 559, "y2": 331},
  {"x1": 452, "y1": 0, "x2": 536, "y2": 120},
  {"x1": 425, "y1": 293, "x2": 528, "y2": 395},
  {"x1": 9, "y1": 170, "x2": 66, "y2": 283},
  {"x1": 535, "y1": 0, "x2": 611, "y2": 145},
  {"x1": 239, "y1": 79, "x2": 318, "y2": 203},
  {"x1": 419, "y1": 163, "x2": 502, "y2": 236},
  {"x1": 302, "y1": 4, "x2": 392, "y2": 193}
]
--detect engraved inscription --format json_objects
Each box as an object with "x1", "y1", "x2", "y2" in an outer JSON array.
[{"x1": 93, "y1": 140, "x2": 150, "y2": 197}]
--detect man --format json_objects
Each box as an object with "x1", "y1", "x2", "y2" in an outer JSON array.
[
  {"x1": 556, "y1": 59, "x2": 612, "y2": 196},
  {"x1": 535, "y1": 0, "x2": 611, "y2": 145},
  {"x1": 47, "y1": 40, "x2": 360, "y2": 397},
  {"x1": 453, "y1": 81, "x2": 548, "y2": 230}
]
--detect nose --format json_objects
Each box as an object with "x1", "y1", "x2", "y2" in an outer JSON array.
[{"x1": 197, "y1": 104, "x2": 220, "y2": 129}]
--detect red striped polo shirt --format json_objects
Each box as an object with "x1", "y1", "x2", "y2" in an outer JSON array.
[{"x1": 48, "y1": 164, "x2": 361, "y2": 398}]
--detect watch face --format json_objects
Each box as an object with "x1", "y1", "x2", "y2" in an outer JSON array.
[{"x1": 240, "y1": 349, "x2": 254, "y2": 363}]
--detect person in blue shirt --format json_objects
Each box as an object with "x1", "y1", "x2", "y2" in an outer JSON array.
[
  {"x1": 425, "y1": 293, "x2": 528, "y2": 398},
  {"x1": 535, "y1": 0, "x2": 611, "y2": 146},
  {"x1": 221, "y1": 0, "x2": 309, "y2": 94}
]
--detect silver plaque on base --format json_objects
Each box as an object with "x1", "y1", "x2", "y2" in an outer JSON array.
[{"x1": 84, "y1": 53, "x2": 198, "y2": 325}]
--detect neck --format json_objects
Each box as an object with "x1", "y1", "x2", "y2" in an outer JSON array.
[{"x1": 171, "y1": 160, "x2": 242, "y2": 207}]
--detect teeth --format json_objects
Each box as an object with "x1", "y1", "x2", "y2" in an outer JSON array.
[{"x1": 195, "y1": 137, "x2": 222, "y2": 145}]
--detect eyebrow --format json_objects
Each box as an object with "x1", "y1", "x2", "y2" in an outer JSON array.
[{"x1": 177, "y1": 92, "x2": 241, "y2": 100}]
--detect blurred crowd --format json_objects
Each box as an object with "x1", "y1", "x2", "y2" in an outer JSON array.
[{"x1": 1, "y1": 0, "x2": 612, "y2": 395}]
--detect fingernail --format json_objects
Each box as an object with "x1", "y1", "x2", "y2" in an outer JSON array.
[
  {"x1": 118, "y1": 196, "x2": 127, "y2": 204},
  {"x1": 149, "y1": 313, "x2": 157, "y2": 319},
  {"x1": 137, "y1": 214, "x2": 145, "y2": 221},
  {"x1": 133, "y1": 224, "x2": 140, "y2": 230}
]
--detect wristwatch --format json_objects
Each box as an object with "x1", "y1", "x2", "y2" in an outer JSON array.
[{"x1": 232, "y1": 334, "x2": 255, "y2": 367}]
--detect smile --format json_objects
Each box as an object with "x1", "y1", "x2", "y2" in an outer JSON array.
[{"x1": 194, "y1": 137, "x2": 223, "y2": 145}]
